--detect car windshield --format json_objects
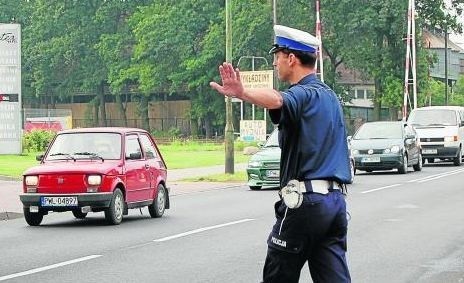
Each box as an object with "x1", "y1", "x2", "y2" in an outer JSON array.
[
  {"x1": 354, "y1": 123, "x2": 403, "y2": 140},
  {"x1": 408, "y1": 109, "x2": 457, "y2": 126},
  {"x1": 46, "y1": 132, "x2": 122, "y2": 160},
  {"x1": 263, "y1": 130, "x2": 279, "y2": 147}
]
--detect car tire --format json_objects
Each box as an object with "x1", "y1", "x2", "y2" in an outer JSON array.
[
  {"x1": 398, "y1": 155, "x2": 408, "y2": 174},
  {"x1": 105, "y1": 188, "x2": 124, "y2": 225},
  {"x1": 72, "y1": 210, "x2": 88, "y2": 219},
  {"x1": 413, "y1": 153, "x2": 423, "y2": 171},
  {"x1": 249, "y1": 186, "x2": 262, "y2": 190},
  {"x1": 148, "y1": 184, "x2": 166, "y2": 218},
  {"x1": 23, "y1": 207, "x2": 43, "y2": 226},
  {"x1": 453, "y1": 148, "x2": 462, "y2": 166}
]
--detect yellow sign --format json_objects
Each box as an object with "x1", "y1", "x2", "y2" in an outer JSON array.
[{"x1": 240, "y1": 70, "x2": 274, "y2": 89}]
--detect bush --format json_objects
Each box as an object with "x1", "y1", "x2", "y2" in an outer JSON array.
[{"x1": 23, "y1": 130, "x2": 56, "y2": 152}]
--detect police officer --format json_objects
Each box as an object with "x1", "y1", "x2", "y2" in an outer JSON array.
[{"x1": 210, "y1": 25, "x2": 351, "y2": 283}]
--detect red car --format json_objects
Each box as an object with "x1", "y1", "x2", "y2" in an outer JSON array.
[{"x1": 20, "y1": 127, "x2": 169, "y2": 226}]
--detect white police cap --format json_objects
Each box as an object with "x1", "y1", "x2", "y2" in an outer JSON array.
[{"x1": 269, "y1": 25, "x2": 320, "y2": 54}]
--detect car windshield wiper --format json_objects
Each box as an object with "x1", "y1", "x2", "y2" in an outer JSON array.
[
  {"x1": 73, "y1": 152, "x2": 104, "y2": 161},
  {"x1": 49, "y1": 153, "x2": 76, "y2": 161}
]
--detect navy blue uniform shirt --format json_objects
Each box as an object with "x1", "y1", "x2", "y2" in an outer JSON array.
[{"x1": 269, "y1": 74, "x2": 351, "y2": 187}]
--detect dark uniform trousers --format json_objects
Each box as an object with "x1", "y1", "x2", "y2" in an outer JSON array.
[{"x1": 262, "y1": 189, "x2": 351, "y2": 283}]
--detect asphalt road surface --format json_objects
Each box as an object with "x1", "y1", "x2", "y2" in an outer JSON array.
[{"x1": 1, "y1": 163, "x2": 464, "y2": 282}]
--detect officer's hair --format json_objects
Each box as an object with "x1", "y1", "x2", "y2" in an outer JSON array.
[{"x1": 281, "y1": 49, "x2": 317, "y2": 68}]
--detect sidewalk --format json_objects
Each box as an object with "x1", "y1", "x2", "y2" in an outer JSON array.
[{"x1": 0, "y1": 163, "x2": 248, "y2": 220}]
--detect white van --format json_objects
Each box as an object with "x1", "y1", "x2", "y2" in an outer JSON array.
[{"x1": 407, "y1": 106, "x2": 464, "y2": 166}]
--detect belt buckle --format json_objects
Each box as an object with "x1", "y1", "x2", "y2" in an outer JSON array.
[{"x1": 305, "y1": 180, "x2": 330, "y2": 194}]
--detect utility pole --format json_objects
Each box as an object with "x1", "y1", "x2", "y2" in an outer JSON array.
[
  {"x1": 315, "y1": 0, "x2": 324, "y2": 82},
  {"x1": 224, "y1": 0, "x2": 234, "y2": 174},
  {"x1": 445, "y1": 26, "x2": 449, "y2": 105},
  {"x1": 402, "y1": 0, "x2": 417, "y2": 120}
]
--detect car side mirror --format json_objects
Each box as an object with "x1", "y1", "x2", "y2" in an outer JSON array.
[
  {"x1": 36, "y1": 154, "x2": 44, "y2": 161},
  {"x1": 347, "y1": 136, "x2": 352, "y2": 143},
  {"x1": 127, "y1": 152, "x2": 142, "y2": 160},
  {"x1": 257, "y1": 142, "x2": 264, "y2": 148}
]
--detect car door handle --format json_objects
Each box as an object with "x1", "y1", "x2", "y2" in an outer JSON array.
[{"x1": 145, "y1": 164, "x2": 150, "y2": 169}]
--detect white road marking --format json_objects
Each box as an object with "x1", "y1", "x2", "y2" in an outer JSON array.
[
  {"x1": 360, "y1": 184, "x2": 401, "y2": 194},
  {"x1": 417, "y1": 168, "x2": 464, "y2": 183},
  {"x1": 407, "y1": 168, "x2": 464, "y2": 183},
  {"x1": 153, "y1": 218, "x2": 255, "y2": 242},
  {"x1": 0, "y1": 255, "x2": 102, "y2": 281}
]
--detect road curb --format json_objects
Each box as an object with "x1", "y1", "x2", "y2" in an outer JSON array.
[{"x1": 0, "y1": 212, "x2": 23, "y2": 221}]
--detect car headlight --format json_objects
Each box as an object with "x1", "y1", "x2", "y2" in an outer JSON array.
[
  {"x1": 390, "y1": 145, "x2": 401, "y2": 153},
  {"x1": 25, "y1": 176, "x2": 38, "y2": 186},
  {"x1": 248, "y1": 161, "x2": 263, "y2": 168},
  {"x1": 87, "y1": 175, "x2": 102, "y2": 186},
  {"x1": 445, "y1": 136, "x2": 457, "y2": 142}
]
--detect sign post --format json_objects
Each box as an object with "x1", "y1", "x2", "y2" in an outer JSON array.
[{"x1": 0, "y1": 24, "x2": 22, "y2": 154}]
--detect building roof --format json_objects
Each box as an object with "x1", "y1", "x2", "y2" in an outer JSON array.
[{"x1": 423, "y1": 29, "x2": 464, "y2": 53}]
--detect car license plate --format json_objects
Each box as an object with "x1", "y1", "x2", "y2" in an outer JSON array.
[
  {"x1": 362, "y1": 156, "x2": 380, "y2": 163},
  {"x1": 422, "y1": 149, "x2": 437, "y2": 154},
  {"x1": 266, "y1": 170, "x2": 280, "y2": 178},
  {"x1": 41, "y1": 196, "x2": 78, "y2": 207}
]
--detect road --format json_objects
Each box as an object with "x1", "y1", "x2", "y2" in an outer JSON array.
[{"x1": 1, "y1": 163, "x2": 464, "y2": 282}]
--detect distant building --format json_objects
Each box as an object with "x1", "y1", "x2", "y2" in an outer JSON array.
[{"x1": 423, "y1": 29, "x2": 464, "y2": 91}]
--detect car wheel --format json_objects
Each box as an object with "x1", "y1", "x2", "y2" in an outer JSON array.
[
  {"x1": 398, "y1": 155, "x2": 408, "y2": 174},
  {"x1": 413, "y1": 153, "x2": 423, "y2": 171},
  {"x1": 148, "y1": 184, "x2": 166, "y2": 218},
  {"x1": 23, "y1": 207, "x2": 43, "y2": 226},
  {"x1": 249, "y1": 186, "x2": 262, "y2": 190},
  {"x1": 453, "y1": 148, "x2": 462, "y2": 166},
  {"x1": 105, "y1": 188, "x2": 124, "y2": 225},
  {"x1": 72, "y1": 210, "x2": 88, "y2": 219}
]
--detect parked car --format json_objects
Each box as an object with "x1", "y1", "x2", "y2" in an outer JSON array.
[
  {"x1": 407, "y1": 106, "x2": 464, "y2": 166},
  {"x1": 350, "y1": 121, "x2": 422, "y2": 174},
  {"x1": 247, "y1": 129, "x2": 355, "y2": 190},
  {"x1": 20, "y1": 127, "x2": 169, "y2": 226}
]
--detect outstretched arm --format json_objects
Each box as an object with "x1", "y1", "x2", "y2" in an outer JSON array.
[{"x1": 210, "y1": 62, "x2": 283, "y2": 109}]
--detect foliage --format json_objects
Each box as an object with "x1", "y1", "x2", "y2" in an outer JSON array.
[
  {"x1": 2, "y1": 0, "x2": 464, "y2": 129},
  {"x1": 22, "y1": 130, "x2": 56, "y2": 152}
]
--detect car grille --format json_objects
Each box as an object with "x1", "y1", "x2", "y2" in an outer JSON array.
[
  {"x1": 358, "y1": 149, "x2": 384, "y2": 154},
  {"x1": 420, "y1": 138, "x2": 444, "y2": 142},
  {"x1": 421, "y1": 144, "x2": 444, "y2": 148},
  {"x1": 263, "y1": 162, "x2": 279, "y2": 168}
]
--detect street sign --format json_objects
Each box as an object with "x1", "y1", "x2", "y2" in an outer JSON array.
[
  {"x1": 240, "y1": 120, "x2": 266, "y2": 142},
  {"x1": 0, "y1": 23, "x2": 22, "y2": 154},
  {"x1": 240, "y1": 70, "x2": 274, "y2": 89}
]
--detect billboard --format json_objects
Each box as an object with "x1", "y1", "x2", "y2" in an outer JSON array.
[
  {"x1": 0, "y1": 24, "x2": 21, "y2": 154},
  {"x1": 240, "y1": 120, "x2": 266, "y2": 142}
]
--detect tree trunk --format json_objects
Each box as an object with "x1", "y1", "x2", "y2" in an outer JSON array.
[
  {"x1": 373, "y1": 78, "x2": 382, "y2": 121},
  {"x1": 93, "y1": 98, "x2": 99, "y2": 127},
  {"x1": 115, "y1": 93, "x2": 127, "y2": 127},
  {"x1": 139, "y1": 95, "x2": 150, "y2": 131},
  {"x1": 191, "y1": 118, "x2": 199, "y2": 137},
  {"x1": 98, "y1": 82, "x2": 107, "y2": 127},
  {"x1": 204, "y1": 114, "x2": 212, "y2": 138}
]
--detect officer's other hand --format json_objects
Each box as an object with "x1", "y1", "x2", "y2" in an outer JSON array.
[{"x1": 210, "y1": 62, "x2": 244, "y2": 99}]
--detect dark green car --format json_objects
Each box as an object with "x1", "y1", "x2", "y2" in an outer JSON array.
[
  {"x1": 246, "y1": 129, "x2": 280, "y2": 190},
  {"x1": 350, "y1": 121, "x2": 422, "y2": 174}
]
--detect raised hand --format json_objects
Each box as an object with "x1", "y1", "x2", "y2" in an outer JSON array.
[{"x1": 209, "y1": 62, "x2": 244, "y2": 99}]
